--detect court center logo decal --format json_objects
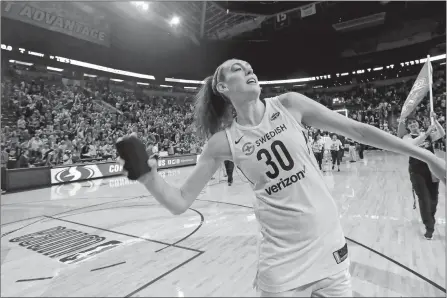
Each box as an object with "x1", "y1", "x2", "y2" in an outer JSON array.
[
  {"x1": 242, "y1": 142, "x2": 255, "y2": 156},
  {"x1": 9, "y1": 226, "x2": 121, "y2": 264}
]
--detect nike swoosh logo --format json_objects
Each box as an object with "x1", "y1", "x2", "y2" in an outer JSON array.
[{"x1": 235, "y1": 136, "x2": 243, "y2": 144}]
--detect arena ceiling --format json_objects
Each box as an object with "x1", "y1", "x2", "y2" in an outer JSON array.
[
  {"x1": 97, "y1": 1, "x2": 445, "y2": 43},
  {"x1": 3, "y1": 1, "x2": 445, "y2": 80},
  {"x1": 93, "y1": 1, "x2": 318, "y2": 43},
  {"x1": 100, "y1": 1, "x2": 444, "y2": 79}
]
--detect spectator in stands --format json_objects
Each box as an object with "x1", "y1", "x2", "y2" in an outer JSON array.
[
  {"x1": 6, "y1": 148, "x2": 18, "y2": 169},
  {"x1": 62, "y1": 150, "x2": 73, "y2": 165},
  {"x1": 1, "y1": 147, "x2": 9, "y2": 167},
  {"x1": 80, "y1": 142, "x2": 90, "y2": 159},
  {"x1": 17, "y1": 115, "x2": 26, "y2": 130},
  {"x1": 17, "y1": 149, "x2": 30, "y2": 168}
]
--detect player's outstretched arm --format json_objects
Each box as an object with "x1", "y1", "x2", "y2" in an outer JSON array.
[
  {"x1": 279, "y1": 92, "x2": 446, "y2": 184},
  {"x1": 117, "y1": 131, "x2": 231, "y2": 215}
]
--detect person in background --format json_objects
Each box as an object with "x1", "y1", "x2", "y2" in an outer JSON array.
[
  {"x1": 357, "y1": 142, "x2": 365, "y2": 160},
  {"x1": 347, "y1": 139, "x2": 357, "y2": 163},
  {"x1": 17, "y1": 149, "x2": 30, "y2": 168},
  {"x1": 1, "y1": 147, "x2": 9, "y2": 167},
  {"x1": 162, "y1": 138, "x2": 170, "y2": 152},
  {"x1": 80, "y1": 142, "x2": 90, "y2": 159},
  {"x1": 321, "y1": 131, "x2": 332, "y2": 169},
  {"x1": 224, "y1": 160, "x2": 234, "y2": 186},
  {"x1": 330, "y1": 134, "x2": 343, "y2": 171},
  {"x1": 1, "y1": 147, "x2": 9, "y2": 191},
  {"x1": 146, "y1": 141, "x2": 155, "y2": 156},
  {"x1": 312, "y1": 134, "x2": 324, "y2": 171},
  {"x1": 64, "y1": 135, "x2": 73, "y2": 151},
  {"x1": 29, "y1": 134, "x2": 43, "y2": 158},
  {"x1": 167, "y1": 141, "x2": 175, "y2": 156},
  {"x1": 62, "y1": 150, "x2": 73, "y2": 165},
  {"x1": 337, "y1": 135, "x2": 345, "y2": 165},
  {"x1": 152, "y1": 141, "x2": 159, "y2": 155},
  {"x1": 402, "y1": 114, "x2": 445, "y2": 240},
  {"x1": 6, "y1": 148, "x2": 18, "y2": 170},
  {"x1": 17, "y1": 115, "x2": 26, "y2": 130},
  {"x1": 322, "y1": 131, "x2": 331, "y2": 151},
  {"x1": 101, "y1": 141, "x2": 113, "y2": 160}
]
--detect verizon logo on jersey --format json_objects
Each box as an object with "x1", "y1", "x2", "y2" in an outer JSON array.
[
  {"x1": 265, "y1": 166, "x2": 306, "y2": 195},
  {"x1": 256, "y1": 124, "x2": 287, "y2": 147}
]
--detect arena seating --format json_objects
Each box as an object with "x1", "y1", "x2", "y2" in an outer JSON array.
[{"x1": 1, "y1": 62, "x2": 445, "y2": 169}]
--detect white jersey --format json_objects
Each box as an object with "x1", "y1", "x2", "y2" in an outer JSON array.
[{"x1": 225, "y1": 97, "x2": 348, "y2": 293}]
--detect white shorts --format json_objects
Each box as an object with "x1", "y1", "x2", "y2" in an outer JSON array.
[{"x1": 258, "y1": 268, "x2": 352, "y2": 298}]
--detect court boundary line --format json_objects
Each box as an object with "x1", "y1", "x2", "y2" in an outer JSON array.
[
  {"x1": 0, "y1": 195, "x2": 146, "y2": 227},
  {"x1": 36, "y1": 203, "x2": 204, "y2": 252},
  {"x1": 5, "y1": 205, "x2": 206, "y2": 297},
  {"x1": 1, "y1": 218, "x2": 46, "y2": 238},
  {"x1": 91, "y1": 261, "x2": 126, "y2": 272},
  {"x1": 42, "y1": 204, "x2": 206, "y2": 296},
  {"x1": 42, "y1": 214, "x2": 206, "y2": 296},
  {"x1": 16, "y1": 276, "x2": 53, "y2": 282},
  {"x1": 1, "y1": 215, "x2": 42, "y2": 227},
  {"x1": 124, "y1": 251, "x2": 204, "y2": 297},
  {"x1": 0, "y1": 195, "x2": 140, "y2": 206},
  {"x1": 196, "y1": 198, "x2": 447, "y2": 294},
  {"x1": 155, "y1": 208, "x2": 204, "y2": 253}
]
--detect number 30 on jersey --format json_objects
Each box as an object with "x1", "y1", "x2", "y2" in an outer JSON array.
[{"x1": 257, "y1": 140, "x2": 294, "y2": 179}]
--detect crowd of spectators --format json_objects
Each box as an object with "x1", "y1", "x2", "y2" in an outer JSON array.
[
  {"x1": 1, "y1": 62, "x2": 445, "y2": 170},
  {"x1": 271, "y1": 64, "x2": 446, "y2": 138},
  {"x1": 1, "y1": 66, "x2": 203, "y2": 169}
]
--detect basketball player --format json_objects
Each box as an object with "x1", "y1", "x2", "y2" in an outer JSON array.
[
  {"x1": 400, "y1": 114, "x2": 445, "y2": 240},
  {"x1": 312, "y1": 134, "x2": 324, "y2": 171},
  {"x1": 116, "y1": 59, "x2": 446, "y2": 297},
  {"x1": 330, "y1": 134, "x2": 342, "y2": 171}
]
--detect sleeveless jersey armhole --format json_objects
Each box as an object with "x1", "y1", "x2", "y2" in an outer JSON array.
[
  {"x1": 270, "y1": 96, "x2": 306, "y2": 132},
  {"x1": 224, "y1": 128, "x2": 238, "y2": 165}
]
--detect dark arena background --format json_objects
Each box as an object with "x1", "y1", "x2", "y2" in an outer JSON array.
[{"x1": 1, "y1": 1, "x2": 446, "y2": 297}]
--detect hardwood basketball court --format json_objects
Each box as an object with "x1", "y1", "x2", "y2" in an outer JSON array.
[{"x1": 1, "y1": 151, "x2": 445, "y2": 297}]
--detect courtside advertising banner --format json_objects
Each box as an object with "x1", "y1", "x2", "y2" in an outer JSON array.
[
  {"x1": 50, "y1": 169, "x2": 182, "y2": 200},
  {"x1": 51, "y1": 163, "x2": 118, "y2": 185},
  {"x1": 400, "y1": 60, "x2": 432, "y2": 119},
  {"x1": 51, "y1": 155, "x2": 199, "y2": 185},
  {"x1": 2, "y1": 2, "x2": 110, "y2": 47},
  {"x1": 156, "y1": 154, "x2": 199, "y2": 170}
]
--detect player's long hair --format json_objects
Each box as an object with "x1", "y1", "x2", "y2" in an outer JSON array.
[{"x1": 194, "y1": 71, "x2": 234, "y2": 140}]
